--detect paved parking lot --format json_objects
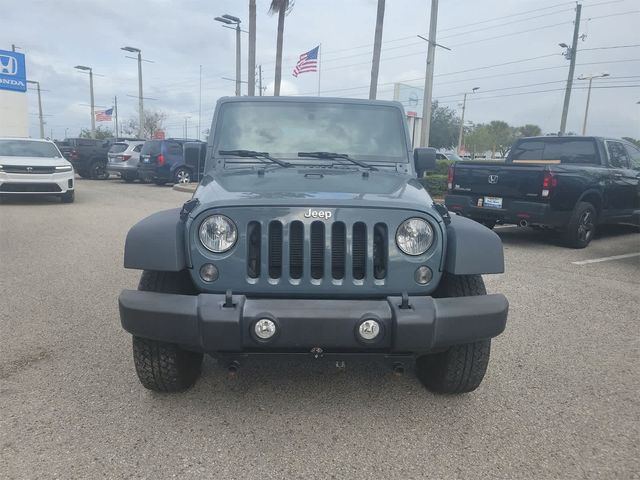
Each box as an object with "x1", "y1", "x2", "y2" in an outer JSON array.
[{"x1": 1, "y1": 178, "x2": 639, "y2": 479}]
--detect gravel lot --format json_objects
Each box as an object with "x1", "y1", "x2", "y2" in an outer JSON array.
[{"x1": 1, "y1": 178, "x2": 639, "y2": 479}]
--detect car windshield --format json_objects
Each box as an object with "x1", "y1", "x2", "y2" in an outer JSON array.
[
  {"x1": 109, "y1": 143, "x2": 128, "y2": 154},
  {"x1": 0, "y1": 140, "x2": 62, "y2": 158},
  {"x1": 212, "y1": 102, "x2": 409, "y2": 164}
]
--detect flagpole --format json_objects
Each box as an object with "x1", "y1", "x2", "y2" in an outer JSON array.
[
  {"x1": 114, "y1": 96, "x2": 119, "y2": 139},
  {"x1": 317, "y1": 43, "x2": 322, "y2": 97}
]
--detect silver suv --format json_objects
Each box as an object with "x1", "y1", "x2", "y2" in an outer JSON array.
[{"x1": 107, "y1": 140, "x2": 145, "y2": 182}]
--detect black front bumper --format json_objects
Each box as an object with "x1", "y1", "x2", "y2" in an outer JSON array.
[
  {"x1": 445, "y1": 193, "x2": 571, "y2": 226},
  {"x1": 119, "y1": 291, "x2": 508, "y2": 355}
]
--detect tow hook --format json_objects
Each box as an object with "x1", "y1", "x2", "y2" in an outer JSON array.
[
  {"x1": 227, "y1": 360, "x2": 240, "y2": 375},
  {"x1": 392, "y1": 362, "x2": 405, "y2": 376}
]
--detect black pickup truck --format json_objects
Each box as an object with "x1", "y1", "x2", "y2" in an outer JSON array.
[
  {"x1": 57, "y1": 137, "x2": 142, "y2": 179},
  {"x1": 445, "y1": 136, "x2": 640, "y2": 248}
]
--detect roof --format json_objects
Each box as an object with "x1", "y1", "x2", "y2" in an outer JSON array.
[{"x1": 216, "y1": 95, "x2": 404, "y2": 109}]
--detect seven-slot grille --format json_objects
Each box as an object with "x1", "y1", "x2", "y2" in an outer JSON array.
[
  {"x1": 1, "y1": 165, "x2": 57, "y2": 174},
  {"x1": 246, "y1": 220, "x2": 388, "y2": 283}
]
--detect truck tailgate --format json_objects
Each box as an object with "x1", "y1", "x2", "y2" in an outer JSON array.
[{"x1": 452, "y1": 162, "x2": 545, "y2": 199}]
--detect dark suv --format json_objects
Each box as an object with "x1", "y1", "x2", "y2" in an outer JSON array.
[{"x1": 138, "y1": 139, "x2": 206, "y2": 185}]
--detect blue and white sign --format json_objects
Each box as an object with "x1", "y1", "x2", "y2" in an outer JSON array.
[{"x1": 0, "y1": 49, "x2": 27, "y2": 93}]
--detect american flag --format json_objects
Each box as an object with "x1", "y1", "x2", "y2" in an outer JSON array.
[
  {"x1": 95, "y1": 108, "x2": 113, "y2": 122},
  {"x1": 292, "y1": 46, "x2": 319, "y2": 77}
]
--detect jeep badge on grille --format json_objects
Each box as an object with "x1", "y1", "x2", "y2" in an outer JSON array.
[{"x1": 304, "y1": 209, "x2": 332, "y2": 219}]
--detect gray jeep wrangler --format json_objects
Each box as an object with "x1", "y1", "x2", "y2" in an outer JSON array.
[{"x1": 119, "y1": 97, "x2": 508, "y2": 394}]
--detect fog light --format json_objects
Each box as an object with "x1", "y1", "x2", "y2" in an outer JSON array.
[
  {"x1": 255, "y1": 319, "x2": 277, "y2": 339},
  {"x1": 358, "y1": 319, "x2": 381, "y2": 341},
  {"x1": 415, "y1": 266, "x2": 432, "y2": 285},
  {"x1": 200, "y1": 263, "x2": 219, "y2": 282}
]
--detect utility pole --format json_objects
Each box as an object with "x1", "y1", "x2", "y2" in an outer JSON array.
[
  {"x1": 559, "y1": 3, "x2": 582, "y2": 135},
  {"x1": 114, "y1": 96, "x2": 119, "y2": 139},
  {"x1": 27, "y1": 80, "x2": 45, "y2": 139},
  {"x1": 259, "y1": 65, "x2": 263, "y2": 96},
  {"x1": 457, "y1": 87, "x2": 479, "y2": 154},
  {"x1": 136, "y1": 51, "x2": 144, "y2": 137},
  {"x1": 369, "y1": 0, "x2": 386, "y2": 99},
  {"x1": 578, "y1": 73, "x2": 609, "y2": 135},
  {"x1": 198, "y1": 65, "x2": 202, "y2": 140},
  {"x1": 248, "y1": 0, "x2": 256, "y2": 96},
  {"x1": 420, "y1": 0, "x2": 439, "y2": 147}
]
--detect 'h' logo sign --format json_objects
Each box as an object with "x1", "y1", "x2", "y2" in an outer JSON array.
[{"x1": 0, "y1": 55, "x2": 18, "y2": 75}]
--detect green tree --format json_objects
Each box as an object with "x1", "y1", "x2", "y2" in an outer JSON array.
[
  {"x1": 429, "y1": 101, "x2": 460, "y2": 149},
  {"x1": 622, "y1": 137, "x2": 640, "y2": 147},
  {"x1": 517, "y1": 124, "x2": 542, "y2": 137},
  {"x1": 269, "y1": 0, "x2": 294, "y2": 96},
  {"x1": 464, "y1": 124, "x2": 494, "y2": 155},
  {"x1": 79, "y1": 126, "x2": 113, "y2": 140},
  {"x1": 487, "y1": 120, "x2": 516, "y2": 157}
]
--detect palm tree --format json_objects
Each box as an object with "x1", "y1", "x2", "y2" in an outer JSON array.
[
  {"x1": 248, "y1": 0, "x2": 256, "y2": 96},
  {"x1": 269, "y1": 0, "x2": 294, "y2": 96},
  {"x1": 369, "y1": 0, "x2": 386, "y2": 99}
]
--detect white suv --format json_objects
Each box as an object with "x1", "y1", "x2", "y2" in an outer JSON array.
[{"x1": 0, "y1": 138, "x2": 75, "y2": 203}]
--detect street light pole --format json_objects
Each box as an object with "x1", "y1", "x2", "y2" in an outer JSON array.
[
  {"x1": 457, "y1": 87, "x2": 479, "y2": 154},
  {"x1": 27, "y1": 80, "x2": 45, "y2": 139},
  {"x1": 579, "y1": 73, "x2": 609, "y2": 135},
  {"x1": 215, "y1": 15, "x2": 243, "y2": 97},
  {"x1": 75, "y1": 65, "x2": 95, "y2": 138},
  {"x1": 121, "y1": 46, "x2": 145, "y2": 138}
]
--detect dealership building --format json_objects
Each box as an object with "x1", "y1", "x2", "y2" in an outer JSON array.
[{"x1": 0, "y1": 49, "x2": 29, "y2": 137}]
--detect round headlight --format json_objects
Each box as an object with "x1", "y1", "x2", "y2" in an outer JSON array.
[
  {"x1": 396, "y1": 218, "x2": 434, "y2": 256},
  {"x1": 199, "y1": 215, "x2": 237, "y2": 253}
]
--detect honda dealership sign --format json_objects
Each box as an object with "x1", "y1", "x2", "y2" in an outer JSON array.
[{"x1": 0, "y1": 49, "x2": 27, "y2": 92}]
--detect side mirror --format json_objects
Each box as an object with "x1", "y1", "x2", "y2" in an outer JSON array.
[{"x1": 414, "y1": 147, "x2": 437, "y2": 177}]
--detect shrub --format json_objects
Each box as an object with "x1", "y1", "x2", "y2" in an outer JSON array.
[
  {"x1": 435, "y1": 159, "x2": 454, "y2": 175},
  {"x1": 419, "y1": 174, "x2": 448, "y2": 198}
]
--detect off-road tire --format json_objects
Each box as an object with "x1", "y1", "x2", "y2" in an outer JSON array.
[
  {"x1": 563, "y1": 201, "x2": 597, "y2": 249},
  {"x1": 132, "y1": 270, "x2": 201, "y2": 392},
  {"x1": 416, "y1": 273, "x2": 491, "y2": 394},
  {"x1": 132, "y1": 336, "x2": 203, "y2": 392},
  {"x1": 60, "y1": 190, "x2": 75, "y2": 203}
]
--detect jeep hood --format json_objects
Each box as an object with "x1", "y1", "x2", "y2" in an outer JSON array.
[{"x1": 194, "y1": 168, "x2": 432, "y2": 211}]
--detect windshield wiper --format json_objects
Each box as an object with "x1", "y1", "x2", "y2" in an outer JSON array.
[
  {"x1": 218, "y1": 149, "x2": 291, "y2": 168},
  {"x1": 297, "y1": 151, "x2": 378, "y2": 171}
]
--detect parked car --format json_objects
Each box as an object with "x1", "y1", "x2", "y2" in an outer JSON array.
[
  {"x1": 436, "y1": 152, "x2": 463, "y2": 162},
  {"x1": 445, "y1": 136, "x2": 640, "y2": 247},
  {"x1": 0, "y1": 137, "x2": 75, "y2": 203},
  {"x1": 106, "y1": 140, "x2": 145, "y2": 182},
  {"x1": 138, "y1": 138, "x2": 206, "y2": 185},
  {"x1": 118, "y1": 96, "x2": 509, "y2": 395},
  {"x1": 56, "y1": 137, "x2": 111, "y2": 179}
]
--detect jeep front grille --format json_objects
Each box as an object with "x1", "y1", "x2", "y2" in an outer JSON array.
[{"x1": 246, "y1": 220, "x2": 388, "y2": 283}]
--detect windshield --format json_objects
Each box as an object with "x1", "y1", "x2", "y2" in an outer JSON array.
[
  {"x1": 109, "y1": 143, "x2": 128, "y2": 154},
  {"x1": 0, "y1": 140, "x2": 62, "y2": 158},
  {"x1": 213, "y1": 102, "x2": 409, "y2": 164}
]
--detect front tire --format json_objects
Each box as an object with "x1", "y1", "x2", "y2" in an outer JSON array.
[
  {"x1": 416, "y1": 273, "x2": 492, "y2": 394},
  {"x1": 132, "y1": 270, "x2": 202, "y2": 392},
  {"x1": 563, "y1": 201, "x2": 596, "y2": 248},
  {"x1": 89, "y1": 160, "x2": 108, "y2": 180},
  {"x1": 60, "y1": 190, "x2": 75, "y2": 203}
]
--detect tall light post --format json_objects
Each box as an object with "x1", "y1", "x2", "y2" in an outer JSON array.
[
  {"x1": 121, "y1": 46, "x2": 144, "y2": 138},
  {"x1": 26, "y1": 80, "x2": 45, "y2": 139},
  {"x1": 215, "y1": 15, "x2": 242, "y2": 96},
  {"x1": 74, "y1": 65, "x2": 95, "y2": 138},
  {"x1": 457, "y1": 87, "x2": 479, "y2": 154},
  {"x1": 578, "y1": 73, "x2": 609, "y2": 135}
]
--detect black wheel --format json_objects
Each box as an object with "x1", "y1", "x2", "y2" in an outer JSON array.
[
  {"x1": 132, "y1": 336, "x2": 203, "y2": 393},
  {"x1": 416, "y1": 273, "x2": 492, "y2": 394},
  {"x1": 174, "y1": 167, "x2": 192, "y2": 184},
  {"x1": 563, "y1": 202, "x2": 596, "y2": 248},
  {"x1": 89, "y1": 160, "x2": 108, "y2": 180},
  {"x1": 133, "y1": 270, "x2": 201, "y2": 392},
  {"x1": 59, "y1": 190, "x2": 75, "y2": 203},
  {"x1": 122, "y1": 173, "x2": 136, "y2": 183},
  {"x1": 77, "y1": 170, "x2": 91, "y2": 179}
]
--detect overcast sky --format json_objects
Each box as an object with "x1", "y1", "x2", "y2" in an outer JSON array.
[{"x1": 3, "y1": 0, "x2": 639, "y2": 140}]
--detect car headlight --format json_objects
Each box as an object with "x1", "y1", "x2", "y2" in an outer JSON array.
[
  {"x1": 396, "y1": 218, "x2": 434, "y2": 256},
  {"x1": 55, "y1": 165, "x2": 73, "y2": 172},
  {"x1": 199, "y1": 215, "x2": 237, "y2": 253}
]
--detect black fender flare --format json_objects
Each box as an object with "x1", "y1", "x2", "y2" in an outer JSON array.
[
  {"x1": 576, "y1": 189, "x2": 604, "y2": 214},
  {"x1": 124, "y1": 208, "x2": 187, "y2": 271},
  {"x1": 444, "y1": 215, "x2": 505, "y2": 275}
]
